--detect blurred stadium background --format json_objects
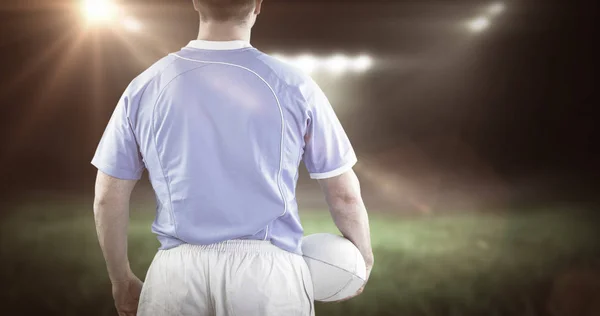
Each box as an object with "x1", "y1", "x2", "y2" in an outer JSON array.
[{"x1": 0, "y1": 0, "x2": 598, "y2": 315}]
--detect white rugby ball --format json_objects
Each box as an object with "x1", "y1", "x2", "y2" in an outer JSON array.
[{"x1": 301, "y1": 233, "x2": 366, "y2": 302}]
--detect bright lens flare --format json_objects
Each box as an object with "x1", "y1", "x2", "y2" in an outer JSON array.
[
  {"x1": 468, "y1": 17, "x2": 490, "y2": 32},
  {"x1": 82, "y1": 0, "x2": 117, "y2": 23},
  {"x1": 327, "y1": 55, "x2": 350, "y2": 74},
  {"x1": 488, "y1": 2, "x2": 505, "y2": 15},
  {"x1": 270, "y1": 53, "x2": 375, "y2": 74},
  {"x1": 295, "y1": 55, "x2": 318, "y2": 74},
  {"x1": 122, "y1": 16, "x2": 142, "y2": 32},
  {"x1": 353, "y1": 55, "x2": 373, "y2": 72}
]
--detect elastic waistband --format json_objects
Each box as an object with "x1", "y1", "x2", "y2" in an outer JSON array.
[{"x1": 167, "y1": 240, "x2": 287, "y2": 254}]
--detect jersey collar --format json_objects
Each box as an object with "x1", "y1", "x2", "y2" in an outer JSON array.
[{"x1": 186, "y1": 40, "x2": 253, "y2": 51}]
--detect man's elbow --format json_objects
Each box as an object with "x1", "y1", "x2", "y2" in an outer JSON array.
[
  {"x1": 329, "y1": 192, "x2": 363, "y2": 208},
  {"x1": 93, "y1": 195, "x2": 119, "y2": 214},
  {"x1": 93, "y1": 197, "x2": 109, "y2": 213},
  {"x1": 93, "y1": 171, "x2": 137, "y2": 212}
]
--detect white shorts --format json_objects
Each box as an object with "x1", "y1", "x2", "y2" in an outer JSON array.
[{"x1": 137, "y1": 240, "x2": 315, "y2": 316}]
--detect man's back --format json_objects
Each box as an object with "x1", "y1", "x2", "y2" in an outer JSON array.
[
  {"x1": 92, "y1": 2, "x2": 372, "y2": 315},
  {"x1": 92, "y1": 40, "x2": 357, "y2": 254}
]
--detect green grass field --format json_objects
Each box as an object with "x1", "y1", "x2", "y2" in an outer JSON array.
[{"x1": 1, "y1": 197, "x2": 599, "y2": 316}]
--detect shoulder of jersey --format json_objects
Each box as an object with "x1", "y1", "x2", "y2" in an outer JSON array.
[
  {"x1": 130, "y1": 55, "x2": 179, "y2": 88},
  {"x1": 255, "y1": 52, "x2": 314, "y2": 87}
]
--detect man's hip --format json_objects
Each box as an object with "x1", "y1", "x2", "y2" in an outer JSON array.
[{"x1": 137, "y1": 240, "x2": 314, "y2": 316}]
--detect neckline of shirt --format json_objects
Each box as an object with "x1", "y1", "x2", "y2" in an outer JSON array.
[{"x1": 185, "y1": 40, "x2": 253, "y2": 51}]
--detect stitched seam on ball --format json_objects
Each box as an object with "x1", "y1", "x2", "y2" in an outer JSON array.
[
  {"x1": 322, "y1": 277, "x2": 354, "y2": 301},
  {"x1": 303, "y1": 255, "x2": 365, "y2": 280}
]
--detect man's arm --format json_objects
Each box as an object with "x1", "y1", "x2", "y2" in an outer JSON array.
[
  {"x1": 317, "y1": 169, "x2": 374, "y2": 281},
  {"x1": 93, "y1": 170, "x2": 138, "y2": 283}
]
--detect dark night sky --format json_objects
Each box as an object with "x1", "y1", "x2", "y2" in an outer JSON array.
[{"x1": 0, "y1": 0, "x2": 597, "y2": 208}]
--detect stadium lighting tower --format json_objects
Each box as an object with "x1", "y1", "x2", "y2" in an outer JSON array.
[
  {"x1": 353, "y1": 55, "x2": 373, "y2": 72},
  {"x1": 488, "y1": 2, "x2": 505, "y2": 16},
  {"x1": 270, "y1": 53, "x2": 375, "y2": 74},
  {"x1": 295, "y1": 55, "x2": 319, "y2": 74},
  {"x1": 468, "y1": 17, "x2": 490, "y2": 32},
  {"x1": 81, "y1": 0, "x2": 118, "y2": 24},
  {"x1": 326, "y1": 55, "x2": 351, "y2": 75}
]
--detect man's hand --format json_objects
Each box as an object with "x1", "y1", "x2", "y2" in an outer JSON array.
[
  {"x1": 329, "y1": 257, "x2": 374, "y2": 303},
  {"x1": 112, "y1": 272, "x2": 144, "y2": 316},
  {"x1": 352, "y1": 259, "x2": 374, "y2": 298}
]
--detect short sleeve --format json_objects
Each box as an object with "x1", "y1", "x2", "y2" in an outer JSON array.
[
  {"x1": 303, "y1": 80, "x2": 357, "y2": 179},
  {"x1": 91, "y1": 93, "x2": 145, "y2": 180}
]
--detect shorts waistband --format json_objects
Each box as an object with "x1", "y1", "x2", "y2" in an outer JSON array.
[{"x1": 169, "y1": 240, "x2": 286, "y2": 254}]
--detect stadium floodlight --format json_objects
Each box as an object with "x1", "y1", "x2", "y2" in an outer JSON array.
[
  {"x1": 326, "y1": 55, "x2": 351, "y2": 74},
  {"x1": 82, "y1": 0, "x2": 118, "y2": 24},
  {"x1": 294, "y1": 55, "x2": 319, "y2": 74},
  {"x1": 352, "y1": 55, "x2": 373, "y2": 72},
  {"x1": 122, "y1": 16, "x2": 143, "y2": 32},
  {"x1": 488, "y1": 2, "x2": 505, "y2": 16},
  {"x1": 269, "y1": 53, "x2": 375, "y2": 74},
  {"x1": 468, "y1": 17, "x2": 490, "y2": 32}
]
